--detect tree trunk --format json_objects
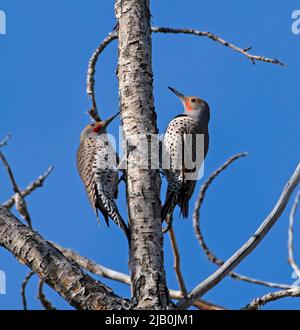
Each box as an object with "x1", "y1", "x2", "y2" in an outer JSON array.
[{"x1": 115, "y1": 0, "x2": 170, "y2": 309}]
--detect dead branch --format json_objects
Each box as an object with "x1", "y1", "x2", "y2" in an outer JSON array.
[
  {"x1": 0, "y1": 152, "x2": 32, "y2": 228},
  {"x1": 0, "y1": 206, "x2": 130, "y2": 310},
  {"x1": 21, "y1": 270, "x2": 34, "y2": 310},
  {"x1": 177, "y1": 162, "x2": 300, "y2": 309},
  {"x1": 86, "y1": 25, "x2": 284, "y2": 121},
  {"x1": 169, "y1": 227, "x2": 187, "y2": 294},
  {"x1": 0, "y1": 152, "x2": 21, "y2": 194},
  {"x1": 162, "y1": 214, "x2": 173, "y2": 234},
  {"x1": 53, "y1": 243, "x2": 131, "y2": 285},
  {"x1": 2, "y1": 166, "x2": 53, "y2": 209},
  {"x1": 151, "y1": 27, "x2": 285, "y2": 66},
  {"x1": 54, "y1": 242, "x2": 223, "y2": 310},
  {"x1": 193, "y1": 152, "x2": 293, "y2": 289},
  {"x1": 288, "y1": 191, "x2": 300, "y2": 274},
  {"x1": 0, "y1": 134, "x2": 11, "y2": 148},
  {"x1": 37, "y1": 279, "x2": 56, "y2": 310},
  {"x1": 86, "y1": 31, "x2": 118, "y2": 122},
  {"x1": 243, "y1": 287, "x2": 300, "y2": 310}
]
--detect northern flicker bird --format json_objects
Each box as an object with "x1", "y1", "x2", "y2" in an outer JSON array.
[
  {"x1": 161, "y1": 87, "x2": 210, "y2": 221},
  {"x1": 77, "y1": 113, "x2": 130, "y2": 241}
]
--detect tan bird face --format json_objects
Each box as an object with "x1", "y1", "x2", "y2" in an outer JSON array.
[
  {"x1": 168, "y1": 86, "x2": 207, "y2": 112},
  {"x1": 80, "y1": 122, "x2": 106, "y2": 141},
  {"x1": 79, "y1": 112, "x2": 120, "y2": 141}
]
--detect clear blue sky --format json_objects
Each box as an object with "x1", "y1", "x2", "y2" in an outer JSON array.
[{"x1": 0, "y1": 0, "x2": 300, "y2": 310}]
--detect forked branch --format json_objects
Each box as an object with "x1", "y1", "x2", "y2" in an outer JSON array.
[
  {"x1": 0, "y1": 152, "x2": 32, "y2": 228},
  {"x1": 2, "y1": 166, "x2": 53, "y2": 209}
]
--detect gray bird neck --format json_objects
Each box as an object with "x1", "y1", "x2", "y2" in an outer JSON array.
[{"x1": 184, "y1": 109, "x2": 210, "y2": 130}]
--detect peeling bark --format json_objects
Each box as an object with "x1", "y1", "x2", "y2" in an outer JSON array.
[
  {"x1": 0, "y1": 206, "x2": 130, "y2": 310},
  {"x1": 115, "y1": 0, "x2": 170, "y2": 309}
]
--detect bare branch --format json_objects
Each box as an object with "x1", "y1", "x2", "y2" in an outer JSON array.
[
  {"x1": 0, "y1": 152, "x2": 32, "y2": 228},
  {"x1": 193, "y1": 152, "x2": 293, "y2": 289},
  {"x1": 169, "y1": 227, "x2": 187, "y2": 294},
  {"x1": 86, "y1": 31, "x2": 118, "y2": 121},
  {"x1": 151, "y1": 27, "x2": 285, "y2": 66},
  {"x1": 177, "y1": 162, "x2": 300, "y2": 309},
  {"x1": 14, "y1": 193, "x2": 32, "y2": 229},
  {"x1": 54, "y1": 242, "x2": 224, "y2": 310},
  {"x1": 0, "y1": 134, "x2": 11, "y2": 148},
  {"x1": 288, "y1": 191, "x2": 300, "y2": 274},
  {"x1": 2, "y1": 166, "x2": 53, "y2": 209},
  {"x1": 170, "y1": 290, "x2": 225, "y2": 310},
  {"x1": 21, "y1": 270, "x2": 35, "y2": 310},
  {"x1": 53, "y1": 243, "x2": 131, "y2": 285},
  {"x1": 0, "y1": 151, "x2": 20, "y2": 193},
  {"x1": 0, "y1": 206, "x2": 130, "y2": 310},
  {"x1": 86, "y1": 25, "x2": 284, "y2": 122},
  {"x1": 194, "y1": 152, "x2": 247, "y2": 228},
  {"x1": 37, "y1": 279, "x2": 57, "y2": 310},
  {"x1": 162, "y1": 214, "x2": 173, "y2": 234},
  {"x1": 243, "y1": 287, "x2": 300, "y2": 310}
]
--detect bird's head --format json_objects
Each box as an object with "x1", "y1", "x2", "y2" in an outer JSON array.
[
  {"x1": 168, "y1": 86, "x2": 209, "y2": 113},
  {"x1": 80, "y1": 112, "x2": 119, "y2": 141}
]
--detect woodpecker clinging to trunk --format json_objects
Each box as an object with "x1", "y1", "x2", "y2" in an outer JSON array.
[
  {"x1": 161, "y1": 87, "x2": 210, "y2": 222},
  {"x1": 77, "y1": 113, "x2": 130, "y2": 241}
]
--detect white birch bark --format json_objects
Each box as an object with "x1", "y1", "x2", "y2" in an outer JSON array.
[{"x1": 115, "y1": 0, "x2": 170, "y2": 309}]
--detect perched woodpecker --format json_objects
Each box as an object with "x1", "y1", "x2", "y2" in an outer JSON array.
[
  {"x1": 77, "y1": 113, "x2": 130, "y2": 241},
  {"x1": 161, "y1": 87, "x2": 210, "y2": 221}
]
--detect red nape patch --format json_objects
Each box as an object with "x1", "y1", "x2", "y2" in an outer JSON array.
[{"x1": 93, "y1": 124, "x2": 102, "y2": 133}]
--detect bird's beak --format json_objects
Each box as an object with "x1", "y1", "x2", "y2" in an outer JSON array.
[
  {"x1": 168, "y1": 86, "x2": 186, "y2": 103},
  {"x1": 103, "y1": 112, "x2": 120, "y2": 129}
]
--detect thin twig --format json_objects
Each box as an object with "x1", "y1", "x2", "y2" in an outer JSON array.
[
  {"x1": 2, "y1": 166, "x2": 53, "y2": 209},
  {"x1": 37, "y1": 279, "x2": 56, "y2": 310},
  {"x1": 53, "y1": 242, "x2": 224, "y2": 310},
  {"x1": 0, "y1": 134, "x2": 11, "y2": 148},
  {"x1": 193, "y1": 152, "x2": 293, "y2": 290},
  {"x1": 177, "y1": 162, "x2": 300, "y2": 309},
  {"x1": 288, "y1": 191, "x2": 300, "y2": 274},
  {"x1": 243, "y1": 287, "x2": 300, "y2": 310},
  {"x1": 170, "y1": 290, "x2": 225, "y2": 310},
  {"x1": 0, "y1": 152, "x2": 32, "y2": 228},
  {"x1": 162, "y1": 214, "x2": 173, "y2": 234},
  {"x1": 151, "y1": 27, "x2": 286, "y2": 66},
  {"x1": 169, "y1": 226, "x2": 187, "y2": 294},
  {"x1": 0, "y1": 151, "x2": 20, "y2": 193},
  {"x1": 52, "y1": 243, "x2": 131, "y2": 284},
  {"x1": 21, "y1": 271, "x2": 35, "y2": 310}
]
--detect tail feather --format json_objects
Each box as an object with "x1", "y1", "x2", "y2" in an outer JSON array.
[
  {"x1": 110, "y1": 208, "x2": 131, "y2": 245},
  {"x1": 162, "y1": 181, "x2": 195, "y2": 221},
  {"x1": 178, "y1": 190, "x2": 189, "y2": 219},
  {"x1": 179, "y1": 180, "x2": 196, "y2": 219},
  {"x1": 96, "y1": 193, "x2": 131, "y2": 245},
  {"x1": 161, "y1": 191, "x2": 177, "y2": 222}
]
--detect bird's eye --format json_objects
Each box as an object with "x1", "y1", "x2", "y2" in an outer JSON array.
[
  {"x1": 191, "y1": 98, "x2": 196, "y2": 103},
  {"x1": 90, "y1": 123, "x2": 95, "y2": 127}
]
